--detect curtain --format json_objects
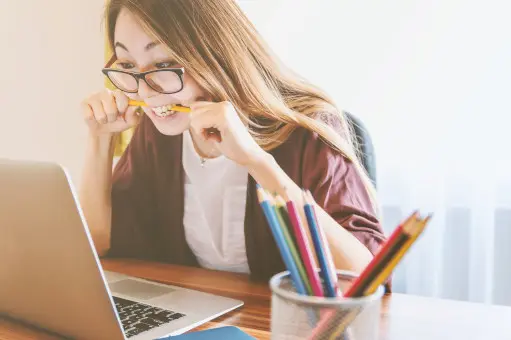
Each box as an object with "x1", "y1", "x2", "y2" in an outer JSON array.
[{"x1": 238, "y1": 0, "x2": 511, "y2": 305}]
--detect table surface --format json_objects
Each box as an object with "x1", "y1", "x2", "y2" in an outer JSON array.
[{"x1": 2, "y1": 258, "x2": 511, "y2": 340}]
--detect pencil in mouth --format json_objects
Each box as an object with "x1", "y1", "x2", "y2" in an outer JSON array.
[{"x1": 128, "y1": 100, "x2": 191, "y2": 113}]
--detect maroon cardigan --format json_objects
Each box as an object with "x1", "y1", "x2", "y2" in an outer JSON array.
[{"x1": 106, "y1": 114, "x2": 388, "y2": 288}]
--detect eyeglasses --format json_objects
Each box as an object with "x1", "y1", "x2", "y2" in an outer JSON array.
[{"x1": 102, "y1": 54, "x2": 185, "y2": 94}]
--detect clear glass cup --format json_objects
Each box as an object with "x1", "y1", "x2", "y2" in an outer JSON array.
[{"x1": 269, "y1": 270, "x2": 384, "y2": 340}]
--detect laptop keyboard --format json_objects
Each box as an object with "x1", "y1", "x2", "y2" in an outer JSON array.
[{"x1": 113, "y1": 296, "x2": 186, "y2": 338}]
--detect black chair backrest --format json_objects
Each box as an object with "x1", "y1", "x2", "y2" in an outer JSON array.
[{"x1": 344, "y1": 112, "x2": 377, "y2": 188}]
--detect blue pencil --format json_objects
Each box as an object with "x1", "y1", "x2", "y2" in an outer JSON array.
[
  {"x1": 303, "y1": 190, "x2": 340, "y2": 298},
  {"x1": 256, "y1": 186, "x2": 308, "y2": 295}
]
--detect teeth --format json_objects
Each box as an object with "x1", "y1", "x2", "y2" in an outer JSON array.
[
  {"x1": 152, "y1": 104, "x2": 179, "y2": 118},
  {"x1": 154, "y1": 107, "x2": 177, "y2": 118}
]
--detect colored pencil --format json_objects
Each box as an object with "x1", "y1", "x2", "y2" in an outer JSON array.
[
  {"x1": 303, "y1": 190, "x2": 339, "y2": 298},
  {"x1": 256, "y1": 185, "x2": 431, "y2": 340},
  {"x1": 326, "y1": 308, "x2": 361, "y2": 340},
  {"x1": 275, "y1": 196, "x2": 353, "y2": 340},
  {"x1": 256, "y1": 186, "x2": 307, "y2": 295},
  {"x1": 363, "y1": 215, "x2": 431, "y2": 295},
  {"x1": 128, "y1": 100, "x2": 191, "y2": 113},
  {"x1": 272, "y1": 196, "x2": 313, "y2": 295},
  {"x1": 314, "y1": 215, "x2": 431, "y2": 340},
  {"x1": 275, "y1": 196, "x2": 299, "y2": 247},
  {"x1": 283, "y1": 196, "x2": 325, "y2": 297},
  {"x1": 343, "y1": 211, "x2": 419, "y2": 297}
]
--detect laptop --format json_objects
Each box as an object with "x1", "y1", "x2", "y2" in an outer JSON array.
[{"x1": 0, "y1": 158, "x2": 244, "y2": 339}]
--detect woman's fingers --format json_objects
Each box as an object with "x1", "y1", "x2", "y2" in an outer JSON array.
[
  {"x1": 112, "y1": 89, "x2": 129, "y2": 115},
  {"x1": 189, "y1": 101, "x2": 211, "y2": 111},
  {"x1": 80, "y1": 89, "x2": 140, "y2": 135},
  {"x1": 100, "y1": 90, "x2": 119, "y2": 123},
  {"x1": 80, "y1": 101, "x2": 99, "y2": 131},
  {"x1": 89, "y1": 97, "x2": 107, "y2": 124},
  {"x1": 81, "y1": 101, "x2": 94, "y2": 121},
  {"x1": 189, "y1": 105, "x2": 223, "y2": 141},
  {"x1": 124, "y1": 106, "x2": 141, "y2": 126}
]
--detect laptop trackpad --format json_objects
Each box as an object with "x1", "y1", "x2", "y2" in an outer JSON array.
[{"x1": 109, "y1": 279, "x2": 176, "y2": 301}]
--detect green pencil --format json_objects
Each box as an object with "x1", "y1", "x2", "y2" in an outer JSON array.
[{"x1": 272, "y1": 196, "x2": 313, "y2": 295}]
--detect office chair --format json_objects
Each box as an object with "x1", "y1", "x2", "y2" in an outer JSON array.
[{"x1": 344, "y1": 112, "x2": 377, "y2": 188}]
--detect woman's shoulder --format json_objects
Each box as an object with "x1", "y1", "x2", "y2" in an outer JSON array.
[
  {"x1": 269, "y1": 111, "x2": 353, "y2": 176},
  {"x1": 283, "y1": 110, "x2": 353, "y2": 152},
  {"x1": 311, "y1": 110, "x2": 346, "y2": 132}
]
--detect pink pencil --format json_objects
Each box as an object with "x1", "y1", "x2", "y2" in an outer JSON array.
[{"x1": 285, "y1": 199, "x2": 324, "y2": 297}]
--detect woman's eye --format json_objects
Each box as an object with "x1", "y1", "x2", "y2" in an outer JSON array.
[
  {"x1": 155, "y1": 61, "x2": 175, "y2": 69},
  {"x1": 117, "y1": 62, "x2": 135, "y2": 69}
]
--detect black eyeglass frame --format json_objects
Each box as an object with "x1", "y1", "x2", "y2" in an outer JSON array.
[{"x1": 101, "y1": 67, "x2": 185, "y2": 94}]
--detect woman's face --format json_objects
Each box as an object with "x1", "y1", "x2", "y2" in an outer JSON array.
[{"x1": 112, "y1": 8, "x2": 208, "y2": 135}]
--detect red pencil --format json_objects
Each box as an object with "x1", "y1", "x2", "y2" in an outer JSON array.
[
  {"x1": 308, "y1": 212, "x2": 424, "y2": 340},
  {"x1": 343, "y1": 211, "x2": 419, "y2": 297},
  {"x1": 285, "y1": 198, "x2": 325, "y2": 297}
]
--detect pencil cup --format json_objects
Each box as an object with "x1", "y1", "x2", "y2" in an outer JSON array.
[{"x1": 269, "y1": 271, "x2": 384, "y2": 340}]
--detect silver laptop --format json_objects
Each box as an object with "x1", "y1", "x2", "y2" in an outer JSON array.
[{"x1": 0, "y1": 158, "x2": 243, "y2": 340}]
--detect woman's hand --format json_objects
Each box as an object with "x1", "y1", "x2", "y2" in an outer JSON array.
[
  {"x1": 189, "y1": 101, "x2": 267, "y2": 167},
  {"x1": 80, "y1": 89, "x2": 140, "y2": 136}
]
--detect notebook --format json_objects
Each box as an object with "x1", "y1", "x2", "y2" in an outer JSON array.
[{"x1": 161, "y1": 326, "x2": 255, "y2": 339}]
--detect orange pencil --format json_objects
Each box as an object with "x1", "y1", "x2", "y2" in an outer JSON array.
[
  {"x1": 363, "y1": 215, "x2": 431, "y2": 295},
  {"x1": 343, "y1": 212, "x2": 419, "y2": 297},
  {"x1": 327, "y1": 215, "x2": 430, "y2": 340},
  {"x1": 309, "y1": 214, "x2": 431, "y2": 340}
]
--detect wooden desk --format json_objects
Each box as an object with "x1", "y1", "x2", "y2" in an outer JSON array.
[{"x1": 2, "y1": 258, "x2": 511, "y2": 339}]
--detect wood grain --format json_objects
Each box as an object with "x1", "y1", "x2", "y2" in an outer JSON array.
[{"x1": 2, "y1": 258, "x2": 511, "y2": 339}]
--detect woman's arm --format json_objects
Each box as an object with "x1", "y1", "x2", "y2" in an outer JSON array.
[
  {"x1": 247, "y1": 152, "x2": 374, "y2": 274},
  {"x1": 186, "y1": 101, "x2": 381, "y2": 274},
  {"x1": 79, "y1": 133, "x2": 117, "y2": 257},
  {"x1": 78, "y1": 89, "x2": 141, "y2": 257}
]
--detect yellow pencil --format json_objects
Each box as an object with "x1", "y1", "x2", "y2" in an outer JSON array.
[
  {"x1": 128, "y1": 100, "x2": 191, "y2": 113},
  {"x1": 325, "y1": 215, "x2": 431, "y2": 340},
  {"x1": 127, "y1": 99, "x2": 147, "y2": 107},
  {"x1": 363, "y1": 215, "x2": 431, "y2": 295},
  {"x1": 325, "y1": 308, "x2": 361, "y2": 340}
]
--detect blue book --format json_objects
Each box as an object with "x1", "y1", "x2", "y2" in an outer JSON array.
[{"x1": 158, "y1": 326, "x2": 256, "y2": 339}]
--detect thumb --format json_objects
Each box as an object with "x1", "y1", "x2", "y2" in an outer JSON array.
[{"x1": 124, "y1": 106, "x2": 141, "y2": 126}]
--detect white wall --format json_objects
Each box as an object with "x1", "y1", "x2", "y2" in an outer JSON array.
[
  {"x1": 0, "y1": 0, "x2": 105, "y2": 183},
  {"x1": 239, "y1": 0, "x2": 511, "y2": 176}
]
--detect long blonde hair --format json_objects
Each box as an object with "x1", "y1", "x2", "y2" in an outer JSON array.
[{"x1": 104, "y1": 0, "x2": 379, "y2": 213}]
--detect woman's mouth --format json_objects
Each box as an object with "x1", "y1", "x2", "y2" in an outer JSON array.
[{"x1": 152, "y1": 105, "x2": 179, "y2": 118}]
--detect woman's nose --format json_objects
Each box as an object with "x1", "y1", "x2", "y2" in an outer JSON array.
[{"x1": 137, "y1": 78, "x2": 157, "y2": 99}]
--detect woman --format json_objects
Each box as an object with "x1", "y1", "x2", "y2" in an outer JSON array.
[{"x1": 79, "y1": 0, "x2": 387, "y2": 284}]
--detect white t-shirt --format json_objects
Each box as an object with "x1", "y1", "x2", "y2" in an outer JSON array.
[{"x1": 182, "y1": 129, "x2": 250, "y2": 273}]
